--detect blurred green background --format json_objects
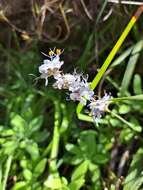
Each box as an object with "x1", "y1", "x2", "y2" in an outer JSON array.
[{"x1": 0, "y1": 1, "x2": 143, "y2": 190}]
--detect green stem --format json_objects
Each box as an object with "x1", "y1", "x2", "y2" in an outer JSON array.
[
  {"x1": 49, "y1": 101, "x2": 60, "y2": 177},
  {"x1": 2, "y1": 155, "x2": 13, "y2": 190},
  {"x1": 76, "y1": 12, "x2": 137, "y2": 118},
  {"x1": 110, "y1": 94, "x2": 143, "y2": 102},
  {"x1": 107, "y1": 108, "x2": 138, "y2": 131},
  {"x1": 77, "y1": 113, "x2": 108, "y2": 125},
  {"x1": 42, "y1": 141, "x2": 52, "y2": 157}
]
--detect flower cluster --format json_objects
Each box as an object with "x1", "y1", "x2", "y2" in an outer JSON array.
[
  {"x1": 39, "y1": 49, "x2": 63, "y2": 86},
  {"x1": 38, "y1": 48, "x2": 111, "y2": 121}
]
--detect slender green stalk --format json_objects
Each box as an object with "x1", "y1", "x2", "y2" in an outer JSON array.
[
  {"x1": 110, "y1": 94, "x2": 143, "y2": 102},
  {"x1": 2, "y1": 155, "x2": 13, "y2": 190},
  {"x1": 107, "y1": 108, "x2": 132, "y2": 128},
  {"x1": 49, "y1": 101, "x2": 60, "y2": 177},
  {"x1": 77, "y1": 113, "x2": 108, "y2": 125},
  {"x1": 42, "y1": 141, "x2": 52, "y2": 157},
  {"x1": 107, "y1": 108, "x2": 141, "y2": 132},
  {"x1": 76, "y1": 7, "x2": 143, "y2": 122}
]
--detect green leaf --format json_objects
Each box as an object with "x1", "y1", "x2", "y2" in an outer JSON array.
[
  {"x1": 110, "y1": 184, "x2": 116, "y2": 190},
  {"x1": 3, "y1": 141, "x2": 17, "y2": 154},
  {"x1": 10, "y1": 113, "x2": 27, "y2": 134},
  {"x1": 120, "y1": 40, "x2": 143, "y2": 95},
  {"x1": 129, "y1": 118, "x2": 142, "y2": 133},
  {"x1": 94, "y1": 154, "x2": 109, "y2": 164},
  {"x1": 19, "y1": 140, "x2": 27, "y2": 149},
  {"x1": 28, "y1": 115, "x2": 43, "y2": 134},
  {"x1": 68, "y1": 156, "x2": 83, "y2": 165},
  {"x1": 44, "y1": 176, "x2": 62, "y2": 189},
  {"x1": 78, "y1": 130, "x2": 97, "y2": 160},
  {"x1": 26, "y1": 142, "x2": 39, "y2": 160},
  {"x1": 65, "y1": 144, "x2": 81, "y2": 155},
  {"x1": 133, "y1": 74, "x2": 142, "y2": 95},
  {"x1": 71, "y1": 160, "x2": 89, "y2": 181},
  {"x1": 20, "y1": 159, "x2": 27, "y2": 169},
  {"x1": 32, "y1": 131, "x2": 49, "y2": 143},
  {"x1": 12, "y1": 181, "x2": 27, "y2": 190},
  {"x1": 110, "y1": 118, "x2": 120, "y2": 127},
  {"x1": 111, "y1": 45, "x2": 134, "y2": 68},
  {"x1": 123, "y1": 148, "x2": 143, "y2": 190},
  {"x1": 34, "y1": 158, "x2": 47, "y2": 177},
  {"x1": 23, "y1": 169, "x2": 32, "y2": 181},
  {"x1": 0, "y1": 129, "x2": 14, "y2": 137},
  {"x1": 89, "y1": 163, "x2": 101, "y2": 189},
  {"x1": 68, "y1": 179, "x2": 85, "y2": 190},
  {"x1": 119, "y1": 128, "x2": 134, "y2": 143},
  {"x1": 119, "y1": 104, "x2": 130, "y2": 114}
]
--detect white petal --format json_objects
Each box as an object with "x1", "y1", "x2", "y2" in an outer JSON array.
[{"x1": 43, "y1": 59, "x2": 51, "y2": 64}]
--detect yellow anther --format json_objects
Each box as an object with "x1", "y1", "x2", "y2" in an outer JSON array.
[
  {"x1": 49, "y1": 50, "x2": 54, "y2": 56},
  {"x1": 56, "y1": 49, "x2": 62, "y2": 55}
]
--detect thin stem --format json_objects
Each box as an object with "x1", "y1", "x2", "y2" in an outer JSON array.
[
  {"x1": 49, "y1": 100, "x2": 60, "y2": 177},
  {"x1": 90, "y1": 15, "x2": 137, "y2": 90},
  {"x1": 96, "y1": 0, "x2": 108, "y2": 24},
  {"x1": 110, "y1": 94, "x2": 143, "y2": 102},
  {"x1": 107, "y1": 108, "x2": 141, "y2": 132},
  {"x1": 78, "y1": 113, "x2": 108, "y2": 125},
  {"x1": 107, "y1": 108, "x2": 132, "y2": 127},
  {"x1": 2, "y1": 155, "x2": 13, "y2": 190},
  {"x1": 42, "y1": 141, "x2": 52, "y2": 157},
  {"x1": 76, "y1": 6, "x2": 142, "y2": 119},
  {"x1": 108, "y1": 0, "x2": 143, "y2": 5}
]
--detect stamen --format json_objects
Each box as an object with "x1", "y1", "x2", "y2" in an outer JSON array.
[
  {"x1": 56, "y1": 49, "x2": 62, "y2": 55},
  {"x1": 49, "y1": 50, "x2": 55, "y2": 56}
]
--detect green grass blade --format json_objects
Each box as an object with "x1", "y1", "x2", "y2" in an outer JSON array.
[
  {"x1": 77, "y1": 16, "x2": 137, "y2": 116},
  {"x1": 77, "y1": 33, "x2": 94, "y2": 71},
  {"x1": 120, "y1": 40, "x2": 143, "y2": 95},
  {"x1": 96, "y1": 0, "x2": 108, "y2": 24},
  {"x1": 111, "y1": 45, "x2": 134, "y2": 68}
]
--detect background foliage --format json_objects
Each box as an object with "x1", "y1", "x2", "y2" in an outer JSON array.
[{"x1": 0, "y1": 0, "x2": 143, "y2": 189}]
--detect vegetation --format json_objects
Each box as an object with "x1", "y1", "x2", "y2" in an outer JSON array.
[{"x1": 0, "y1": 1, "x2": 143, "y2": 189}]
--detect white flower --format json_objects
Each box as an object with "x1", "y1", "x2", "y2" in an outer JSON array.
[
  {"x1": 39, "y1": 55, "x2": 64, "y2": 86},
  {"x1": 53, "y1": 73, "x2": 80, "y2": 90},
  {"x1": 88, "y1": 93, "x2": 110, "y2": 121},
  {"x1": 69, "y1": 76, "x2": 94, "y2": 105},
  {"x1": 69, "y1": 84, "x2": 94, "y2": 105},
  {"x1": 53, "y1": 74, "x2": 64, "y2": 89},
  {"x1": 53, "y1": 71, "x2": 94, "y2": 105},
  {"x1": 43, "y1": 55, "x2": 64, "y2": 69}
]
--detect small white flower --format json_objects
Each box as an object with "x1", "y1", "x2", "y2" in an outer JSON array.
[
  {"x1": 69, "y1": 88, "x2": 94, "y2": 105},
  {"x1": 53, "y1": 74, "x2": 64, "y2": 89},
  {"x1": 53, "y1": 71, "x2": 94, "y2": 105},
  {"x1": 88, "y1": 93, "x2": 110, "y2": 121},
  {"x1": 69, "y1": 79, "x2": 94, "y2": 105},
  {"x1": 70, "y1": 92, "x2": 87, "y2": 105},
  {"x1": 43, "y1": 55, "x2": 64, "y2": 69},
  {"x1": 39, "y1": 54, "x2": 64, "y2": 86},
  {"x1": 53, "y1": 73, "x2": 80, "y2": 90}
]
